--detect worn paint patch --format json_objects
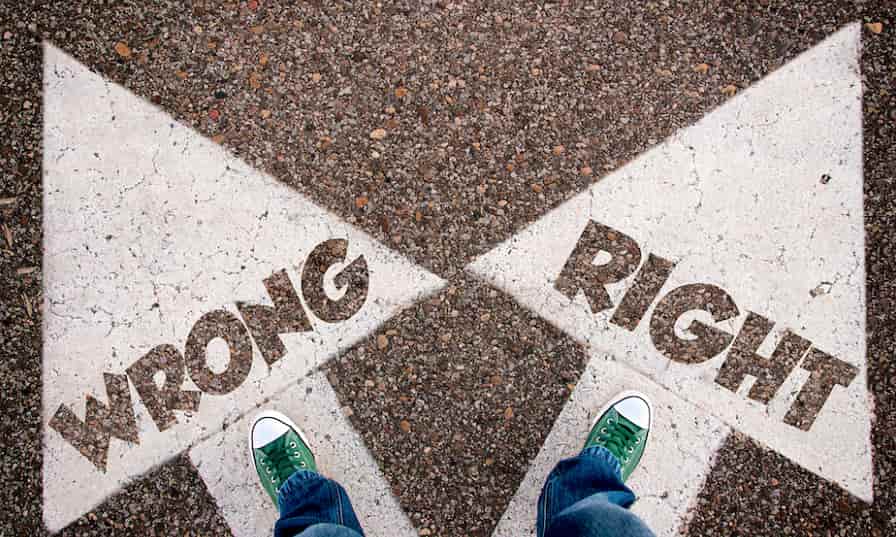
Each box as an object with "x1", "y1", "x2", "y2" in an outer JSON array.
[
  {"x1": 470, "y1": 23, "x2": 871, "y2": 532},
  {"x1": 42, "y1": 43, "x2": 444, "y2": 532}
]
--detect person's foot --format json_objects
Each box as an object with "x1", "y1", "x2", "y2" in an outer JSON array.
[
  {"x1": 583, "y1": 391, "x2": 652, "y2": 482},
  {"x1": 250, "y1": 410, "x2": 317, "y2": 506}
]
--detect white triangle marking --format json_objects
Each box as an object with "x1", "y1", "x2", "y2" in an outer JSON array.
[
  {"x1": 472, "y1": 23, "x2": 870, "y2": 535},
  {"x1": 189, "y1": 372, "x2": 417, "y2": 537}
]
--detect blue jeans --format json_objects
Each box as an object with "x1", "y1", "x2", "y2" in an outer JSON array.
[
  {"x1": 537, "y1": 447, "x2": 655, "y2": 537},
  {"x1": 274, "y1": 470, "x2": 364, "y2": 537},
  {"x1": 274, "y1": 447, "x2": 654, "y2": 537}
]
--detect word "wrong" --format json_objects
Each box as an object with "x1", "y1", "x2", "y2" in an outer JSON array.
[{"x1": 50, "y1": 239, "x2": 367, "y2": 471}]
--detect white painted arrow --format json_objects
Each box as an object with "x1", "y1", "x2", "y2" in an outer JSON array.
[
  {"x1": 42, "y1": 43, "x2": 441, "y2": 534},
  {"x1": 472, "y1": 24, "x2": 871, "y2": 536},
  {"x1": 190, "y1": 372, "x2": 417, "y2": 537}
]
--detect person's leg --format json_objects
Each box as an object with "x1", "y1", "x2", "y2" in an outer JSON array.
[
  {"x1": 272, "y1": 469, "x2": 364, "y2": 537},
  {"x1": 537, "y1": 392, "x2": 656, "y2": 537},
  {"x1": 538, "y1": 446, "x2": 654, "y2": 537},
  {"x1": 250, "y1": 410, "x2": 365, "y2": 537}
]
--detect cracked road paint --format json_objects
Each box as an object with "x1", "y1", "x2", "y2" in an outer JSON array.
[
  {"x1": 470, "y1": 23, "x2": 871, "y2": 532},
  {"x1": 42, "y1": 43, "x2": 444, "y2": 532}
]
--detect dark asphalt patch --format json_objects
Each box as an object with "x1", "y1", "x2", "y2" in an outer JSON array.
[
  {"x1": 0, "y1": 11, "x2": 43, "y2": 535},
  {"x1": 326, "y1": 274, "x2": 588, "y2": 537},
  {"x1": 688, "y1": 433, "x2": 876, "y2": 536},
  {"x1": 57, "y1": 454, "x2": 231, "y2": 537}
]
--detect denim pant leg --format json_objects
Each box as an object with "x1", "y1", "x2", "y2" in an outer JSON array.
[
  {"x1": 537, "y1": 447, "x2": 656, "y2": 537},
  {"x1": 274, "y1": 471, "x2": 365, "y2": 537}
]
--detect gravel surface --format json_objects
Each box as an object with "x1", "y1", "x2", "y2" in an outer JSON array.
[
  {"x1": 0, "y1": 5, "x2": 43, "y2": 534},
  {"x1": 1, "y1": 1, "x2": 893, "y2": 536},
  {"x1": 326, "y1": 274, "x2": 588, "y2": 536},
  {"x1": 689, "y1": 433, "x2": 878, "y2": 536},
  {"x1": 57, "y1": 454, "x2": 231, "y2": 537}
]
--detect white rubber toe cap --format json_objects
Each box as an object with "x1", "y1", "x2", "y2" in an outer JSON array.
[
  {"x1": 252, "y1": 418, "x2": 290, "y2": 449},
  {"x1": 614, "y1": 395, "x2": 651, "y2": 429},
  {"x1": 250, "y1": 410, "x2": 310, "y2": 449}
]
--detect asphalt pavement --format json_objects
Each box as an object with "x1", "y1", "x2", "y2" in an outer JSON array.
[{"x1": 1, "y1": 1, "x2": 894, "y2": 536}]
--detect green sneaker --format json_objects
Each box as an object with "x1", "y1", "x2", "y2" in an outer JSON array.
[
  {"x1": 250, "y1": 410, "x2": 317, "y2": 507},
  {"x1": 583, "y1": 391, "x2": 652, "y2": 482}
]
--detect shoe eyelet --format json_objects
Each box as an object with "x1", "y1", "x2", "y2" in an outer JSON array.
[
  {"x1": 266, "y1": 468, "x2": 272, "y2": 474},
  {"x1": 627, "y1": 447, "x2": 634, "y2": 453},
  {"x1": 299, "y1": 461, "x2": 306, "y2": 467},
  {"x1": 600, "y1": 427, "x2": 607, "y2": 434},
  {"x1": 289, "y1": 442, "x2": 297, "y2": 448},
  {"x1": 635, "y1": 438, "x2": 641, "y2": 444},
  {"x1": 608, "y1": 418, "x2": 615, "y2": 424},
  {"x1": 294, "y1": 452, "x2": 301, "y2": 457}
]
